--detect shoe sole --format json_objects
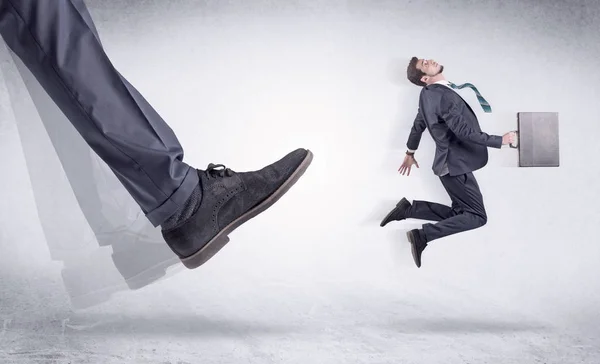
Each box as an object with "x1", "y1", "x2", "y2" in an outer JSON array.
[
  {"x1": 379, "y1": 208, "x2": 398, "y2": 227},
  {"x1": 406, "y1": 231, "x2": 421, "y2": 268},
  {"x1": 181, "y1": 150, "x2": 314, "y2": 269}
]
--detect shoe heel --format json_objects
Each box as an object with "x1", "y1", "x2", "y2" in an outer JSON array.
[{"x1": 181, "y1": 234, "x2": 231, "y2": 269}]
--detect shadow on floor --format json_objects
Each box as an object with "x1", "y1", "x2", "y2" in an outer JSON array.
[
  {"x1": 58, "y1": 312, "x2": 304, "y2": 338},
  {"x1": 384, "y1": 317, "x2": 549, "y2": 334}
]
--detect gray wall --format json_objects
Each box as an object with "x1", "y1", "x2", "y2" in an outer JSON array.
[
  {"x1": 88, "y1": 0, "x2": 600, "y2": 322},
  {"x1": 0, "y1": 0, "x2": 598, "y2": 362}
]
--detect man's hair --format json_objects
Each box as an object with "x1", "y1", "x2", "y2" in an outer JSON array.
[{"x1": 407, "y1": 57, "x2": 426, "y2": 87}]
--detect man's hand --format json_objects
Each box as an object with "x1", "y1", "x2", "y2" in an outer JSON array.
[
  {"x1": 399, "y1": 154, "x2": 419, "y2": 176},
  {"x1": 502, "y1": 131, "x2": 517, "y2": 145}
]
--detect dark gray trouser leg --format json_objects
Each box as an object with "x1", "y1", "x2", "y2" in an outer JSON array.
[
  {"x1": 421, "y1": 172, "x2": 488, "y2": 242},
  {"x1": 405, "y1": 199, "x2": 458, "y2": 222},
  {"x1": 0, "y1": 0, "x2": 198, "y2": 227},
  {"x1": 10, "y1": 0, "x2": 166, "y2": 242},
  {"x1": 9, "y1": 23, "x2": 115, "y2": 242}
]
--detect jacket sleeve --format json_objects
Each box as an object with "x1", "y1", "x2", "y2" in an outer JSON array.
[
  {"x1": 406, "y1": 108, "x2": 427, "y2": 151},
  {"x1": 441, "y1": 93, "x2": 503, "y2": 149}
]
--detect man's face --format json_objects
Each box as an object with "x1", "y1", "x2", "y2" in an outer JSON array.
[{"x1": 417, "y1": 58, "x2": 444, "y2": 82}]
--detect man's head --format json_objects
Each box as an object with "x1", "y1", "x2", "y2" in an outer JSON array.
[{"x1": 406, "y1": 57, "x2": 445, "y2": 87}]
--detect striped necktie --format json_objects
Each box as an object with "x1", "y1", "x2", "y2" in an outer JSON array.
[{"x1": 448, "y1": 82, "x2": 492, "y2": 113}]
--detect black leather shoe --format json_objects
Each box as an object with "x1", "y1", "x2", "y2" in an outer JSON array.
[
  {"x1": 162, "y1": 148, "x2": 313, "y2": 269},
  {"x1": 406, "y1": 229, "x2": 427, "y2": 268},
  {"x1": 380, "y1": 197, "x2": 411, "y2": 227}
]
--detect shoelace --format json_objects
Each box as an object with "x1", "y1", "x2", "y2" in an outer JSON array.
[{"x1": 205, "y1": 163, "x2": 234, "y2": 178}]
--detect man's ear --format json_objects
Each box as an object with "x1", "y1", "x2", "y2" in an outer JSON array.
[{"x1": 420, "y1": 75, "x2": 429, "y2": 84}]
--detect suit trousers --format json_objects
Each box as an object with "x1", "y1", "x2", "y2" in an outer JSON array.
[
  {"x1": 0, "y1": 0, "x2": 199, "y2": 227},
  {"x1": 406, "y1": 172, "x2": 488, "y2": 242}
]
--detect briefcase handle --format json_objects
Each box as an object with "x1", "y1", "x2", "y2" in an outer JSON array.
[{"x1": 509, "y1": 130, "x2": 519, "y2": 149}]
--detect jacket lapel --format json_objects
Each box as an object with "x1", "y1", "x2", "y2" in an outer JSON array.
[{"x1": 429, "y1": 83, "x2": 477, "y2": 117}]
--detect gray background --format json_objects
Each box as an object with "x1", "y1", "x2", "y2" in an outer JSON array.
[{"x1": 0, "y1": 0, "x2": 599, "y2": 363}]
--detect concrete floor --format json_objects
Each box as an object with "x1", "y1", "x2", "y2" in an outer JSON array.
[
  {"x1": 1, "y1": 0, "x2": 600, "y2": 362},
  {"x1": 1, "y1": 260, "x2": 599, "y2": 364}
]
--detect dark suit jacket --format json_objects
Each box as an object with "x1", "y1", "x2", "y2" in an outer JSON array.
[{"x1": 406, "y1": 83, "x2": 503, "y2": 176}]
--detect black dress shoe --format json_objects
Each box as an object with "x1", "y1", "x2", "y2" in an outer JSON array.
[
  {"x1": 406, "y1": 229, "x2": 427, "y2": 268},
  {"x1": 162, "y1": 148, "x2": 313, "y2": 269},
  {"x1": 380, "y1": 197, "x2": 411, "y2": 227}
]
